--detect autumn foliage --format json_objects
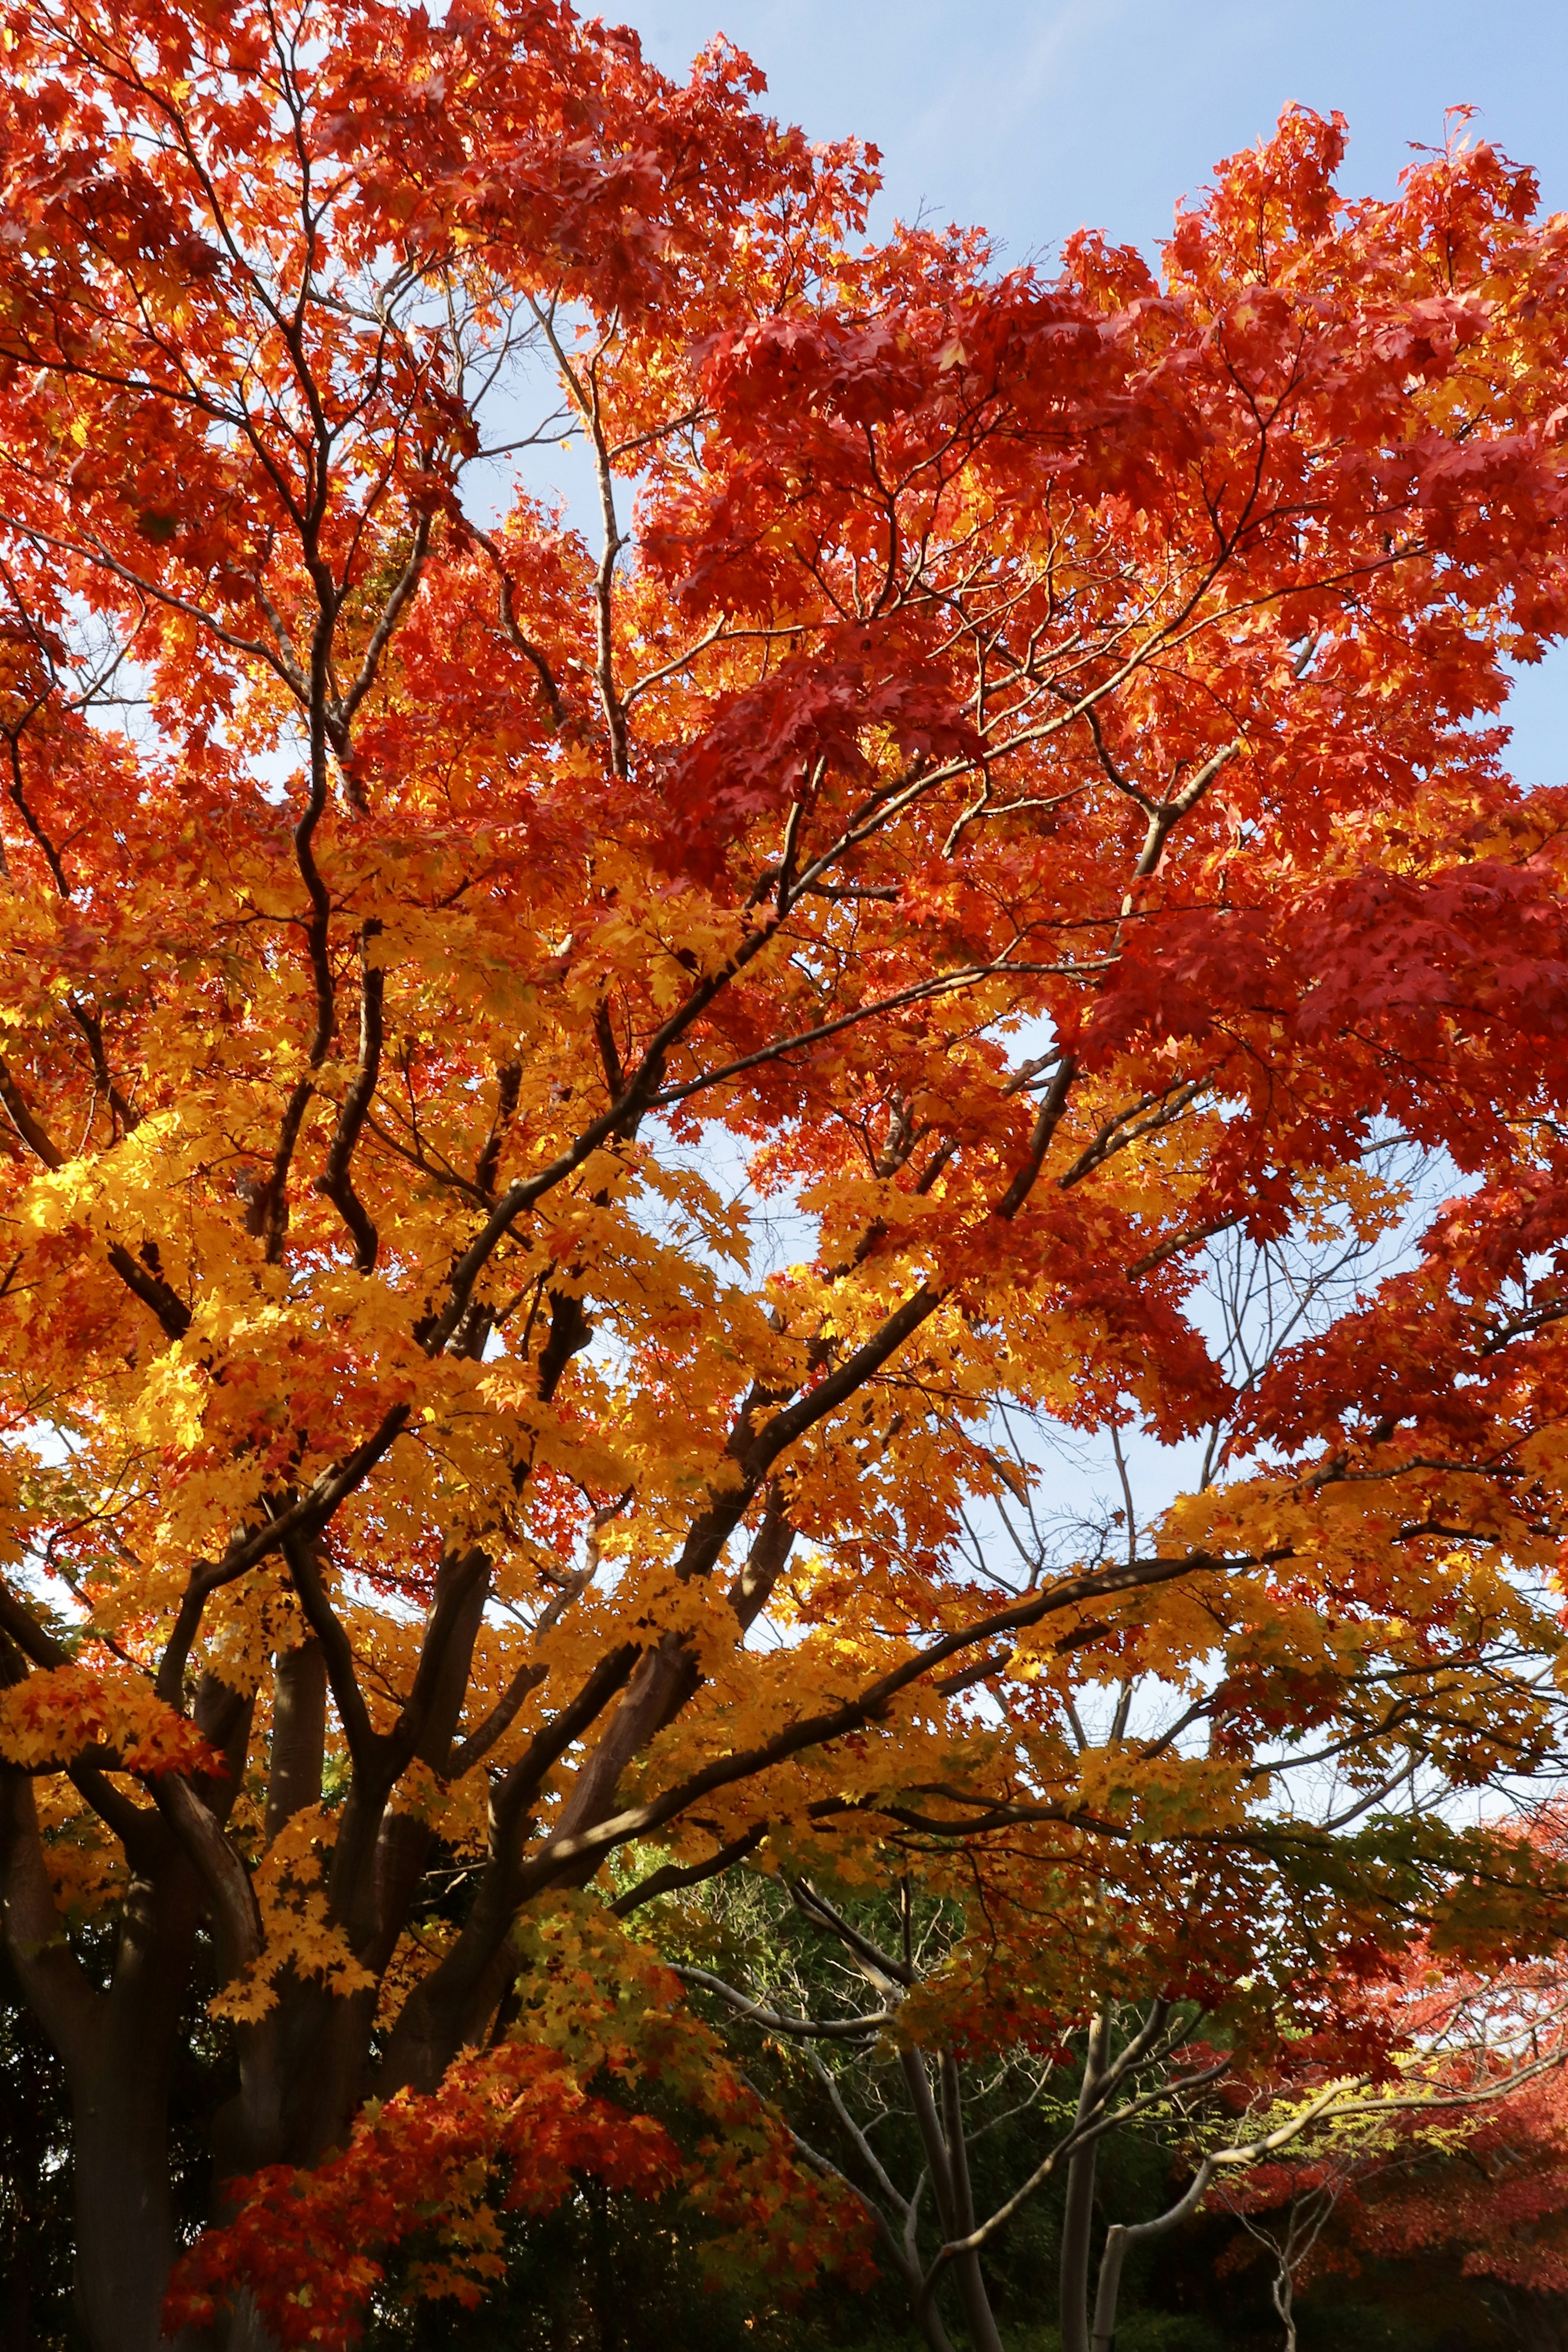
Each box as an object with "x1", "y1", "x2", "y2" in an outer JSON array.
[
  {"x1": 1199, "y1": 1821, "x2": 1568, "y2": 2332},
  {"x1": 168, "y1": 1902, "x2": 868, "y2": 2346},
  {"x1": 2, "y1": 0, "x2": 1568, "y2": 2343}
]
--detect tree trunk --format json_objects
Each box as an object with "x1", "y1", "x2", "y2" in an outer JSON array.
[
  {"x1": 897, "y1": 2048, "x2": 1006, "y2": 2352},
  {"x1": 1060, "y1": 2012, "x2": 1109, "y2": 2352},
  {"x1": 263, "y1": 1637, "x2": 327, "y2": 1846},
  {"x1": 68, "y1": 1869, "x2": 198, "y2": 2352},
  {"x1": 71, "y1": 2076, "x2": 179, "y2": 2352},
  {"x1": 938, "y1": 2051, "x2": 1006, "y2": 2352},
  {"x1": 1090, "y1": 2158, "x2": 1218, "y2": 2352}
]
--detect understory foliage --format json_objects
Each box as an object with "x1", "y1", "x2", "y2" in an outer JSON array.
[
  {"x1": 2, "y1": 2, "x2": 1568, "y2": 2346},
  {"x1": 169, "y1": 1899, "x2": 870, "y2": 2342}
]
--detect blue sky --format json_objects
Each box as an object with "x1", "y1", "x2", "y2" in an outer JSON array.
[
  {"x1": 615, "y1": 0, "x2": 1568, "y2": 244},
  {"x1": 610, "y1": 0, "x2": 1568, "y2": 784}
]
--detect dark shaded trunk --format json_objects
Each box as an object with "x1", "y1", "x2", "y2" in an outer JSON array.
[
  {"x1": 68, "y1": 1867, "x2": 201, "y2": 2352},
  {"x1": 263, "y1": 1637, "x2": 327, "y2": 1846},
  {"x1": 71, "y1": 2071, "x2": 178, "y2": 2352},
  {"x1": 217, "y1": 1564, "x2": 492, "y2": 2178}
]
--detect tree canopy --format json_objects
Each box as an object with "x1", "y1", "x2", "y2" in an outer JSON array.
[{"x1": 2, "y1": 4, "x2": 1568, "y2": 2345}]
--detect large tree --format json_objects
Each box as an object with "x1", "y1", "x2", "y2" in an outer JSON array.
[{"x1": 2, "y1": 4, "x2": 1568, "y2": 2343}]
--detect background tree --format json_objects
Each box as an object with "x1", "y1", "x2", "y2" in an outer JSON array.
[
  {"x1": 644, "y1": 1822, "x2": 1568, "y2": 2352},
  {"x1": 1213, "y1": 1909, "x2": 1568, "y2": 2351},
  {"x1": 655, "y1": 1864, "x2": 1235, "y2": 2352},
  {"x1": 2, "y1": 4, "x2": 1568, "y2": 2347}
]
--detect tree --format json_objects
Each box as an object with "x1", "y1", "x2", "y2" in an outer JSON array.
[
  {"x1": 653, "y1": 1862, "x2": 1238, "y2": 2352},
  {"x1": 2, "y1": 3, "x2": 1568, "y2": 2343},
  {"x1": 644, "y1": 1203, "x2": 1568, "y2": 2348},
  {"x1": 645, "y1": 1824, "x2": 1568, "y2": 2352},
  {"x1": 1214, "y1": 1904, "x2": 1568, "y2": 2350},
  {"x1": 168, "y1": 1891, "x2": 871, "y2": 2348}
]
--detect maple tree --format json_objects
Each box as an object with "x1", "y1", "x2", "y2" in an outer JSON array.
[
  {"x1": 1209, "y1": 1857, "x2": 1568, "y2": 2350},
  {"x1": 1304, "y1": 2050, "x2": 1568, "y2": 2350},
  {"x1": 2, "y1": 0, "x2": 1568, "y2": 2344}
]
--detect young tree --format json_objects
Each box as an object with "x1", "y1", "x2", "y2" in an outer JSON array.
[
  {"x1": 652, "y1": 1865, "x2": 1229, "y2": 2352},
  {"x1": 3, "y1": 3, "x2": 1568, "y2": 2343}
]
